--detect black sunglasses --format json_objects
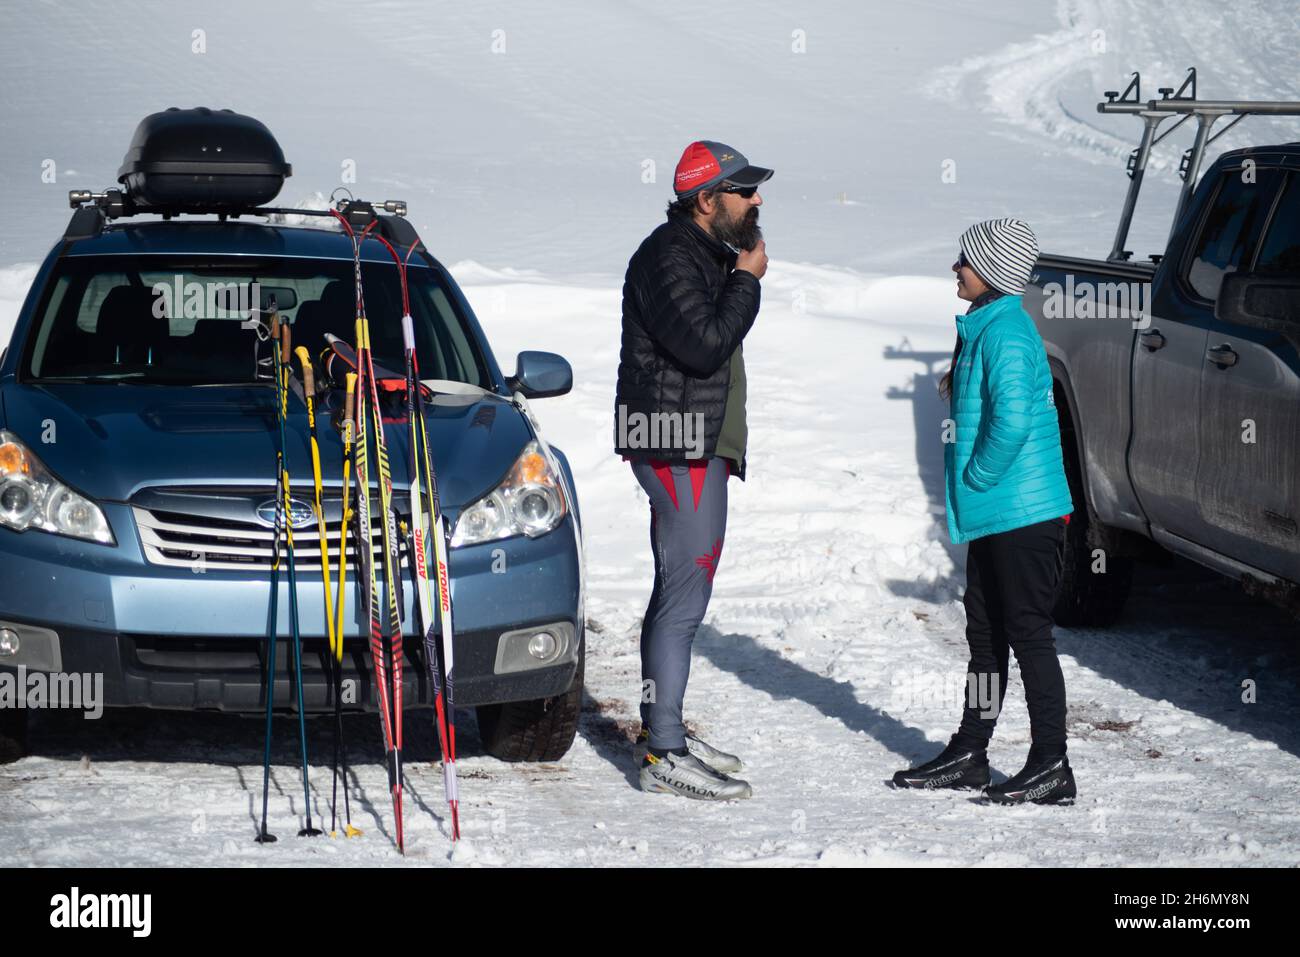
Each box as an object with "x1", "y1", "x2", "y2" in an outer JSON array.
[
  {"x1": 956, "y1": 251, "x2": 969, "y2": 269},
  {"x1": 717, "y1": 183, "x2": 759, "y2": 199}
]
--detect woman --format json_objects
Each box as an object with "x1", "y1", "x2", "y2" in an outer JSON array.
[{"x1": 893, "y1": 218, "x2": 1077, "y2": 804}]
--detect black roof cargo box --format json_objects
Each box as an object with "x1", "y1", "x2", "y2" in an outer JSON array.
[{"x1": 117, "y1": 107, "x2": 292, "y2": 212}]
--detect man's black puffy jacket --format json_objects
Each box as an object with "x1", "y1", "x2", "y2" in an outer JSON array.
[{"x1": 614, "y1": 211, "x2": 760, "y2": 476}]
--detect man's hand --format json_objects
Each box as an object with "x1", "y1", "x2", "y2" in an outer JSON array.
[{"x1": 735, "y1": 239, "x2": 768, "y2": 280}]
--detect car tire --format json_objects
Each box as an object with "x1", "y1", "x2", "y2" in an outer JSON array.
[
  {"x1": 0, "y1": 707, "x2": 28, "y2": 764},
  {"x1": 476, "y1": 639, "x2": 584, "y2": 763},
  {"x1": 1053, "y1": 411, "x2": 1134, "y2": 627}
]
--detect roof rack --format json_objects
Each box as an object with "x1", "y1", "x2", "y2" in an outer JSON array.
[
  {"x1": 1098, "y1": 67, "x2": 1300, "y2": 261},
  {"x1": 62, "y1": 191, "x2": 422, "y2": 249}
]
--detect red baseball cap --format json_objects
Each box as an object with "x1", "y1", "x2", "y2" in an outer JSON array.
[{"x1": 673, "y1": 141, "x2": 773, "y2": 197}]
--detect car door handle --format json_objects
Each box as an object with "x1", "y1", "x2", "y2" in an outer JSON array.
[
  {"x1": 1207, "y1": 343, "x2": 1239, "y2": 368},
  {"x1": 1139, "y1": 329, "x2": 1166, "y2": 351}
]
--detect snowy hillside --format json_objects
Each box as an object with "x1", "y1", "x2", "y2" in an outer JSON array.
[
  {"x1": 1, "y1": 0, "x2": 1299, "y2": 867},
  {"x1": 2, "y1": 0, "x2": 1299, "y2": 279}
]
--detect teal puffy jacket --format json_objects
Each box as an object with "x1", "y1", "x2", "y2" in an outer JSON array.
[{"x1": 944, "y1": 294, "x2": 1073, "y2": 544}]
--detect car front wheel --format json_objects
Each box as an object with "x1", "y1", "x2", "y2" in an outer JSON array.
[{"x1": 476, "y1": 639, "x2": 584, "y2": 762}]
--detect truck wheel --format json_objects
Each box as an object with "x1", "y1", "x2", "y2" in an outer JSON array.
[
  {"x1": 1053, "y1": 427, "x2": 1134, "y2": 626},
  {"x1": 476, "y1": 640, "x2": 584, "y2": 762},
  {"x1": 0, "y1": 708, "x2": 28, "y2": 764}
]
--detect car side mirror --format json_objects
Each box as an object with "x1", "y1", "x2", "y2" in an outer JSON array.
[
  {"x1": 505, "y1": 351, "x2": 572, "y2": 399},
  {"x1": 1216, "y1": 273, "x2": 1300, "y2": 332}
]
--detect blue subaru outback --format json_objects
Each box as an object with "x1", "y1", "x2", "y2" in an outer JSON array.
[{"x1": 0, "y1": 108, "x2": 585, "y2": 763}]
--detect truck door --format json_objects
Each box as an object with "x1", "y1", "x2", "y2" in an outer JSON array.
[
  {"x1": 1195, "y1": 169, "x2": 1300, "y2": 583},
  {"x1": 1128, "y1": 166, "x2": 1283, "y2": 542}
]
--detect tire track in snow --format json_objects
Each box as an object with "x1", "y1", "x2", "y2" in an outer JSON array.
[
  {"x1": 924, "y1": 0, "x2": 1300, "y2": 178},
  {"x1": 922, "y1": 0, "x2": 1133, "y2": 168}
]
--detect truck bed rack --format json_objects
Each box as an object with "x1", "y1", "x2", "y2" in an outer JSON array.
[{"x1": 1097, "y1": 68, "x2": 1300, "y2": 261}]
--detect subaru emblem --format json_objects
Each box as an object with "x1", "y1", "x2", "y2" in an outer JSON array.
[{"x1": 256, "y1": 498, "x2": 316, "y2": 530}]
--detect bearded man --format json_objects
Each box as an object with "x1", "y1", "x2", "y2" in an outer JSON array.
[{"x1": 613, "y1": 140, "x2": 772, "y2": 801}]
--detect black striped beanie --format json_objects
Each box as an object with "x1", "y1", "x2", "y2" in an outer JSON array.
[{"x1": 959, "y1": 218, "x2": 1039, "y2": 295}]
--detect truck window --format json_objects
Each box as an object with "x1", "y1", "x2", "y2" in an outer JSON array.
[
  {"x1": 1253, "y1": 172, "x2": 1300, "y2": 278},
  {"x1": 1184, "y1": 168, "x2": 1281, "y2": 302}
]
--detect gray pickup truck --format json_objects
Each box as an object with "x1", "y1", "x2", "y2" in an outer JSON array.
[{"x1": 1023, "y1": 72, "x2": 1300, "y2": 625}]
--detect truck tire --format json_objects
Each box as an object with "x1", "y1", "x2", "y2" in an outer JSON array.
[
  {"x1": 0, "y1": 707, "x2": 28, "y2": 764},
  {"x1": 1053, "y1": 409, "x2": 1134, "y2": 627},
  {"x1": 476, "y1": 640, "x2": 584, "y2": 762}
]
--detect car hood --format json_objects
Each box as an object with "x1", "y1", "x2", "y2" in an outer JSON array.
[{"x1": 0, "y1": 381, "x2": 530, "y2": 511}]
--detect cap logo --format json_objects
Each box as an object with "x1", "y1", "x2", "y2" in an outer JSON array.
[{"x1": 674, "y1": 143, "x2": 724, "y2": 194}]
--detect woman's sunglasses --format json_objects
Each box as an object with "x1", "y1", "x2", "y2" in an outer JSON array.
[
  {"x1": 956, "y1": 251, "x2": 969, "y2": 269},
  {"x1": 717, "y1": 183, "x2": 759, "y2": 199}
]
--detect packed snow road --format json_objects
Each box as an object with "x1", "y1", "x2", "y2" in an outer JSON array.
[{"x1": 1, "y1": 266, "x2": 1296, "y2": 867}]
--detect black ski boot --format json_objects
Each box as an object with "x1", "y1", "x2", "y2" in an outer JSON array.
[
  {"x1": 984, "y1": 752, "x2": 1076, "y2": 805},
  {"x1": 892, "y1": 736, "x2": 990, "y2": 790}
]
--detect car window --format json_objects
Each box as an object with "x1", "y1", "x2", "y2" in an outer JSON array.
[
  {"x1": 1184, "y1": 168, "x2": 1282, "y2": 301},
  {"x1": 1253, "y1": 172, "x2": 1300, "y2": 277},
  {"x1": 77, "y1": 271, "x2": 130, "y2": 332},
  {"x1": 22, "y1": 254, "x2": 492, "y2": 389}
]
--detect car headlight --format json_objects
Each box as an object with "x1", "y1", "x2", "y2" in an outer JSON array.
[
  {"x1": 0, "y1": 430, "x2": 114, "y2": 544},
  {"x1": 451, "y1": 440, "x2": 567, "y2": 547}
]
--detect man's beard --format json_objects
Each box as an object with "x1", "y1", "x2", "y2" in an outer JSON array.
[{"x1": 710, "y1": 204, "x2": 762, "y2": 251}]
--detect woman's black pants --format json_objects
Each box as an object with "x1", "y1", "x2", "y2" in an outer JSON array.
[{"x1": 957, "y1": 517, "x2": 1068, "y2": 754}]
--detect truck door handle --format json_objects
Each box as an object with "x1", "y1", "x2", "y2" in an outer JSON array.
[
  {"x1": 1207, "y1": 344, "x2": 1239, "y2": 367},
  {"x1": 1139, "y1": 329, "x2": 1166, "y2": 351}
]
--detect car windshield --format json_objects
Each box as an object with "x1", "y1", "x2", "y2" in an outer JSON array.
[{"x1": 21, "y1": 254, "x2": 492, "y2": 388}]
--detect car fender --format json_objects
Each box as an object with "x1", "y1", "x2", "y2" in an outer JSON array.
[{"x1": 510, "y1": 391, "x2": 586, "y2": 632}]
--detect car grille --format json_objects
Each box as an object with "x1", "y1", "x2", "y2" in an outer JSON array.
[{"x1": 132, "y1": 486, "x2": 412, "y2": 573}]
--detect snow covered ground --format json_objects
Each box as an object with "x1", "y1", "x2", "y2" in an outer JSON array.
[
  {"x1": 1, "y1": 0, "x2": 1299, "y2": 867},
  {"x1": 3, "y1": 262, "x2": 1298, "y2": 868}
]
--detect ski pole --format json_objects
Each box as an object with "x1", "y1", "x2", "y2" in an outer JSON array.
[
  {"x1": 279, "y1": 323, "x2": 322, "y2": 838},
  {"x1": 256, "y1": 310, "x2": 288, "y2": 845},
  {"x1": 295, "y1": 346, "x2": 355, "y2": 839},
  {"x1": 331, "y1": 372, "x2": 361, "y2": 838}
]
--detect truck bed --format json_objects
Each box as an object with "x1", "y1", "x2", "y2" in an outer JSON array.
[{"x1": 1025, "y1": 253, "x2": 1157, "y2": 535}]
